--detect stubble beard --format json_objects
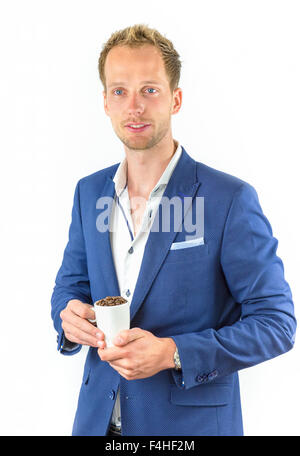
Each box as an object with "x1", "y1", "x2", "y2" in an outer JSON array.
[{"x1": 113, "y1": 118, "x2": 171, "y2": 151}]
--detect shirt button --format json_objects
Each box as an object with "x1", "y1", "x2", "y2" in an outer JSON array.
[
  {"x1": 125, "y1": 289, "x2": 131, "y2": 297},
  {"x1": 128, "y1": 246, "x2": 134, "y2": 254},
  {"x1": 109, "y1": 390, "x2": 115, "y2": 400}
]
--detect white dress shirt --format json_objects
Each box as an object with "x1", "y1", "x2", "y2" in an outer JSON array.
[{"x1": 109, "y1": 140, "x2": 182, "y2": 428}]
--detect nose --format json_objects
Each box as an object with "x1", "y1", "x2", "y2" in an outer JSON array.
[{"x1": 127, "y1": 93, "x2": 145, "y2": 116}]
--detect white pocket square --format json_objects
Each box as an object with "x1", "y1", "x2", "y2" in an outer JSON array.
[{"x1": 170, "y1": 236, "x2": 204, "y2": 250}]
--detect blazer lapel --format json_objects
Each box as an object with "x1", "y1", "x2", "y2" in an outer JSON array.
[
  {"x1": 129, "y1": 147, "x2": 202, "y2": 322},
  {"x1": 95, "y1": 173, "x2": 120, "y2": 297}
]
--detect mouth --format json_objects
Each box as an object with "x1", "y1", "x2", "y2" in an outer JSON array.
[{"x1": 125, "y1": 123, "x2": 151, "y2": 133}]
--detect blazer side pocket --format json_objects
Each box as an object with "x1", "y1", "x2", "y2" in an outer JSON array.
[{"x1": 170, "y1": 383, "x2": 231, "y2": 407}]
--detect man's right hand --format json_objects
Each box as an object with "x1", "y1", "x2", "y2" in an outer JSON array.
[{"x1": 60, "y1": 299, "x2": 104, "y2": 348}]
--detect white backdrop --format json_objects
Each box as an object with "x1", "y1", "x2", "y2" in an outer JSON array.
[{"x1": 0, "y1": 0, "x2": 299, "y2": 436}]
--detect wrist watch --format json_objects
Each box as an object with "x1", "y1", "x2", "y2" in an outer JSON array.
[{"x1": 173, "y1": 346, "x2": 182, "y2": 370}]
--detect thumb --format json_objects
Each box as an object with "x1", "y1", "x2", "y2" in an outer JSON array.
[
  {"x1": 85, "y1": 304, "x2": 96, "y2": 323},
  {"x1": 113, "y1": 327, "x2": 145, "y2": 346}
]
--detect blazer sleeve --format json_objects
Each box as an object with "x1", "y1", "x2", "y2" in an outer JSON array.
[
  {"x1": 170, "y1": 182, "x2": 296, "y2": 390},
  {"x1": 51, "y1": 179, "x2": 92, "y2": 355}
]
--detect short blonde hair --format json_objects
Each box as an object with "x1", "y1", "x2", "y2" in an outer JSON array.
[{"x1": 98, "y1": 23, "x2": 182, "y2": 93}]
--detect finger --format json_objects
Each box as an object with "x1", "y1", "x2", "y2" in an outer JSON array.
[
  {"x1": 73, "y1": 302, "x2": 96, "y2": 321},
  {"x1": 63, "y1": 321, "x2": 102, "y2": 347},
  {"x1": 64, "y1": 332, "x2": 82, "y2": 346},
  {"x1": 64, "y1": 309, "x2": 103, "y2": 339},
  {"x1": 97, "y1": 339, "x2": 106, "y2": 349},
  {"x1": 64, "y1": 331, "x2": 99, "y2": 348},
  {"x1": 76, "y1": 305, "x2": 97, "y2": 327},
  {"x1": 109, "y1": 365, "x2": 136, "y2": 380},
  {"x1": 85, "y1": 305, "x2": 97, "y2": 324},
  {"x1": 108, "y1": 359, "x2": 132, "y2": 370},
  {"x1": 97, "y1": 346, "x2": 125, "y2": 362},
  {"x1": 113, "y1": 327, "x2": 145, "y2": 346}
]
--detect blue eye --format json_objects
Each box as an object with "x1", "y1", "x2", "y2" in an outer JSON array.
[{"x1": 113, "y1": 87, "x2": 157, "y2": 95}]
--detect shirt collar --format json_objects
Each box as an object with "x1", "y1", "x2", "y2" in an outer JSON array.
[{"x1": 113, "y1": 140, "x2": 182, "y2": 198}]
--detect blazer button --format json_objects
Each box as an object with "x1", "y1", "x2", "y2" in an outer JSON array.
[
  {"x1": 109, "y1": 390, "x2": 115, "y2": 400},
  {"x1": 128, "y1": 246, "x2": 134, "y2": 254},
  {"x1": 208, "y1": 370, "x2": 218, "y2": 380}
]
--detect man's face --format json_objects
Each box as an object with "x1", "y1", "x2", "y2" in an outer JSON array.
[{"x1": 103, "y1": 44, "x2": 182, "y2": 151}]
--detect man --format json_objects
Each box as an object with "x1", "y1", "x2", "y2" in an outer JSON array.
[{"x1": 51, "y1": 24, "x2": 296, "y2": 436}]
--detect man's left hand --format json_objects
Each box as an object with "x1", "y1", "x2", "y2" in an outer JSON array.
[{"x1": 97, "y1": 328, "x2": 176, "y2": 380}]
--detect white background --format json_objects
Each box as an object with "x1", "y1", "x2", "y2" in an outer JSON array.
[{"x1": 0, "y1": 0, "x2": 299, "y2": 436}]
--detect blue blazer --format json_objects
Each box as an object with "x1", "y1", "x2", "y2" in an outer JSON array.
[{"x1": 51, "y1": 146, "x2": 296, "y2": 436}]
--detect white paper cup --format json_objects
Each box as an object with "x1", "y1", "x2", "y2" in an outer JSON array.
[{"x1": 93, "y1": 299, "x2": 130, "y2": 348}]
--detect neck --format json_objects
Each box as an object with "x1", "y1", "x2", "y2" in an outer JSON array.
[{"x1": 125, "y1": 137, "x2": 177, "y2": 198}]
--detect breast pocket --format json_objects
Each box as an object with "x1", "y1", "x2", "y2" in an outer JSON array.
[{"x1": 165, "y1": 242, "x2": 209, "y2": 264}]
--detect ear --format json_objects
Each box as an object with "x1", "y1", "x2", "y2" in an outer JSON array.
[
  {"x1": 103, "y1": 90, "x2": 109, "y2": 116},
  {"x1": 171, "y1": 87, "x2": 182, "y2": 115}
]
